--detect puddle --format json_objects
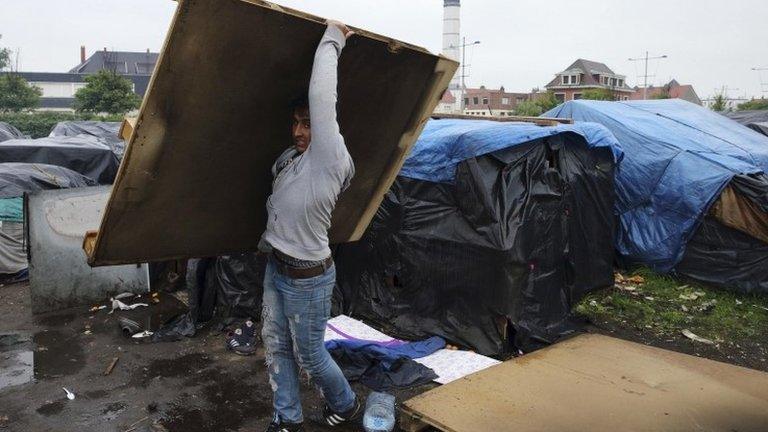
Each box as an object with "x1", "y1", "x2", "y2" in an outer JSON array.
[
  {"x1": 84, "y1": 389, "x2": 109, "y2": 400},
  {"x1": 36, "y1": 399, "x2": 66, "y2": 416},
  {"x1": 129, "y1": 353, "x2": 210, "y2": 388},
  {"x1": 161, "y1": 369, "x2": 271, "y2": 432},
  {"x1": 0, "y1": 332, "x2": 34, "y2": 391},
  {"x1": 35, "y1": 312, "x2": 76, "y2": 327},
  {"x1": 33, "y1": 330, "x2": 85, "y2": 379}
]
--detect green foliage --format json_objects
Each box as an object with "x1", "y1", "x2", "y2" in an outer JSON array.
[
  {"x1": 74, "y1": 70, "x2": 141, "y2": 115},
  {"x1": 651, "y1": 90, "x2": 671, "y2": 99},
  {"x1": 514, "y1": 101, "x2": 543, "y2": 117},
  {"x1": 0, "y1": 47, "x2": 9, "y2": 71},
  {"x1": 711, "y1": 93, "x2": 728, "y2": 112},
  {"x1": 737, "y1": 98, "x2": 768, "y2": 111},
  {"x1": 0, "y1": 111, "x2": 122, "y2": 138},
  {"x1": 534, "y1": 91, "x2": 559, "y2": 112},
  {"x1": 0, "y1": 74, "x2": 42, "y2": 112},
  {"x1": 577, "y1": 267, "x2": 768, "y2": 342},
  {"x1": 581, "y1": 88, "x2": 615, "y2": 101}
]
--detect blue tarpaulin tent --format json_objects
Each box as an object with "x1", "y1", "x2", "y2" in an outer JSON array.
[{"x1": 544, "y1": 99, "x2": 768, "y2": 284}]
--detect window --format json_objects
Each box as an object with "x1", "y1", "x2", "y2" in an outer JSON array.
[
  {"x1": 603, "y1": 76, "x2": 609, "y2": 85},
  {"x1": 618, "y1": 79, "x2": 624, "y2": 87},
  {"x1": 473, "y1": 97, "x2": 479, "y2": 105},
  {"x1": 482, "y1": 97, "x2": 489, "y2": 105},
  {"x1": 516, "y1": 97, "x2": 525, "y2": 103},
  {"x1": 555, "y1": 93, "x2": 565, "y2": 102},
  {"x1": 562, "y1": 75, "x2": 579, "y2": 85},
  {"x1": 573, "y1": 93, "x2": 583, "y2": 100},
  {"x1": 136, "y1": 62, "x2": 154, "y2": 74},
  {"x1": 464, "y1": 98, "x2": 469, "y2": 106},
  {"x1": 623, "y1": 96, "x2": 629, "y2": 101},
  {"x1": 562, "y1": 75, "x2": 570, "y2": 85},
  {"x1": 502, "y1": 97, "x2": 510, "y2": 105},
  {"x1": 610, "y1": 78, "x2": 617, "y2": 87}
]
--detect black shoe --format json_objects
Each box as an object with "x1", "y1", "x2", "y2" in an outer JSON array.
[
  {"x1": 226, "y1": 319, "x2": 259, "y2": 356},
  {"x1": 265, "y1": 420, "x2": 304, "y2": 432},
  {"x1": 310, "y1": 398, "x2": 362, "y2": 427}
]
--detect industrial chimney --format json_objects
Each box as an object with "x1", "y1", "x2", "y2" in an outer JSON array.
[{"x1": 442, "y1": 0, "x2": 461, "y2": 92}]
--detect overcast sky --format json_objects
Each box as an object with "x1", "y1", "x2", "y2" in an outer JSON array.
[{"x1": 2, "y1": 0, "x2": 767, "y2": 99}]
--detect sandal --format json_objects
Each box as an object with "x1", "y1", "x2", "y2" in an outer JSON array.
[{"x1": 226, "y1": 319, "x2": 259, "y2": 356}]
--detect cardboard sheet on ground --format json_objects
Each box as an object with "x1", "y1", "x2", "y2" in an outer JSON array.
[
  {"x1": 325, "y1": 315, "x2": 499, "y2": 384},
  {"x1": 402, "y1": 333, "x2": 768, "y2": 432},
  {"x1": 85, "y1": 0, "x2": 457, "y2": 266}
]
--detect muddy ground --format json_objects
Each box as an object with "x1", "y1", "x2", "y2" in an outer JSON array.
[{"x1": 0, "y1": 282, "x2": 427, "y2": 432}]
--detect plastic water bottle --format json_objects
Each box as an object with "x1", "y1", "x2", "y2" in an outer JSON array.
[{"x1": 363, "y1": 392, "x2": 396, "y2": 432}]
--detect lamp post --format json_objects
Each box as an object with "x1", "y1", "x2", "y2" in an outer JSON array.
[
  {"x1": 629, "y1": 51, "x2": 668, "y2": 99},
  {"x1": 450, "y1": 38, "x2": 480, "y2": 113}
]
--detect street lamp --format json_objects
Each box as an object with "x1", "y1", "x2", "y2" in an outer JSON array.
[
  {"x1": 450, "y1": 38, "x2": 480, "y2": 113},
  {"x1": 628, "y1": 52, "x2": 668, "y2": 100}
]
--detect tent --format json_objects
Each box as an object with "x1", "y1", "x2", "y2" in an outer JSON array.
[
  {"x1": 334, "y1": 119, "x2": 621, "y2": 355},
  {"x1": 723, "y1": 110, "x2": 768, "y2": 137},
  {"x1": 0, "y1": 137, "x2": 119, "y2": 184},
  {"x1": 0, "y1": 163, "x2": 97, "y2": 279},
  {"x1": 0, "y1": 122, "x2": 25, "y2": 142},
  {"x1": 545, "y1": 99, "x2": 768, "y2": 293},
  {"x1": 49, "y1": 121, "x2": 125, "y2": 159}
]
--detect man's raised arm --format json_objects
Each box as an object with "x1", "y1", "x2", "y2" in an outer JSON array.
[{"x1": 307, "y1": 21, "x2": 354, "y2": 163}]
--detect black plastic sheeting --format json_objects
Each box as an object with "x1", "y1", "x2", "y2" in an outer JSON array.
[
  {"x1": 334, "y1": 133, "x2": 617, "y2": 356},
  {"x1": 677, "y1": 173, "x2": 768, "y2": 294},
  {"x1": 0, "y1": 122, "x2": 25, "y2": 142},
  {"x1": 748, "y1": 122, "x2": 768, "y2": 137},
  {"x1": 49, "y1": 121, "x2": 125, "y2": 159},
  {"x1": 0, "y1": 137, "x2": 119, "y2": 184},
  {"x1": 152, "y1": 253, "x2": 265, "y2": 341},
  {"x1": 724, "y1": 110, "x2": 768, "y2": 125},
  {"x1": 0, "y1": 163, "x2": 98, "y2": 199}
]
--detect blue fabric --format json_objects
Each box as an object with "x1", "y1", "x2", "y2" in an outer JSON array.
[
  {"x1": 399, "y1": 119, "x2": 622, "y2": 183},
  {"x1": 0, "y1": 197, "x2": 23, "y2": 222},
  {"x1": 261, "y1": 259, "x2": 355, "y2": 423},
  {"x1": 324, "y1": 336, "x2": 445, "y2": 369},
  {"x1": 544, "y1": 99, "x2": 768, "y2": 272}
]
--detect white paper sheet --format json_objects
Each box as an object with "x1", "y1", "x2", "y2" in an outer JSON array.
[{"x1": 325, "y1": 315, "x2": 500, "y2": 384}]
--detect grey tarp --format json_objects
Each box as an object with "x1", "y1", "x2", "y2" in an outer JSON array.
[
  {"x1": 0, "y1": 122, "x2": 25, "y2": 142},
  {"x1": 0, "y1": 221, "x2": 25, "y2": 275},
  {"x1": 49, "y1": 121, "x2": 125, "y2": 159}
]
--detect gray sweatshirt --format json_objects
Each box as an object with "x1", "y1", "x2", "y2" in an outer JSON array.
[{"x1": 262, "y1": 25, "x2": 355, "y2": 262}]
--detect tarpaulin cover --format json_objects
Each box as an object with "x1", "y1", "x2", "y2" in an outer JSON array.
[
  {"x1": 0, "y1": 137, "x2": 119, "y2": 184},
  {"x1": 544, "y1": 99, "x2": 768, "y2": 274},
  {"x1": 49, "y1": 121, "x2": 125, "y2": 159},
  {"x1": 0, "y1": 198, "x2": 23, "y2": 222},
  {"x1": 335, "y1": 119, "x2": 618, "y2": 355},
  {"x1": 748, "y1": 122, "x2": 768, "y2": 137},
  {"x1": 724, "y1": 110, "x2": 768, "y2": 125},
  {"x1": 0, "y1": 163, "x2": 98, "y2": 199},
  {"x1": 0, "y1": 122, "x2": 24, "y2": 142}
]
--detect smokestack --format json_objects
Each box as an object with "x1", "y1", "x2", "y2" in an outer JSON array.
[
  {"x1": 80, "y1": 46, "x2": 86, "y2": 64},
  {"x1": 442, "y1": 0, "x2": 461, "y2": 91}
]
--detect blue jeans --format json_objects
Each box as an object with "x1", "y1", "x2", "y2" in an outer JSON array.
[{"x1": 261, "y1": 258, "x2": 356, "y2": 423}]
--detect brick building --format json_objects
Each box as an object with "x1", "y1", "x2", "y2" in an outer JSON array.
[
  {"x1": 545, "y1": 59, "x2": 635, "y2": 103},
  {"x1": 630, "y1": 79, "x2": 702, "y2": 105},
  {"x1": 462, "y1": 86, "x2": 531, "y2": 116}
]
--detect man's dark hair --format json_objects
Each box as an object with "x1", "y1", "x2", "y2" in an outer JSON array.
[{"x1": 290, "y1": 92, "x2": 309, "y2": 112}]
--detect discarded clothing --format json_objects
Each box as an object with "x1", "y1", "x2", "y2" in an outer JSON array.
[
  {"x1": 328, "y1": 343, "x2": 439, "y2": 392},
  {"x1": 325, "y1": 336, "x2": 446, "y2": 367}
]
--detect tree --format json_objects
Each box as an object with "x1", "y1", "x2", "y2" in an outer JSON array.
[
  {"x1": 710, "y1": 93, "x2": 728, "y2": 112},
  {"x1": 651, "y1": 89, "x2": 671, "y2": 99},
  {"x1": 534, "y1": 91, "x2": 559, "y2": 112},
  {"x1": 0, "y1": 74, "x2": 42, "y2": 112},
  {"x1": 515, "y1": 101, "x2": 543, "y2": 117},
  {"x1": 737, "y1": 98, "x2": 768, "y2": 111},
  {"x1": 0, "y1": 35, "x2": 10, "y2": 71},
  {"x1": 74, "y1": 70, "x2": 141, "y2": 115},
  {"x1": 581, "y1": 88, "x2": 615, "y2": 101}
]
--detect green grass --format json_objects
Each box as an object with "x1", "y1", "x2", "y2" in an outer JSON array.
[{"x1": 576, "y1": 267, "x2": 768, "y2": 343}]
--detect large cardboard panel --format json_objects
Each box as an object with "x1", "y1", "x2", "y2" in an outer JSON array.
[
  {"x1": 402, "y1": 334, "x2": 768, "y2": 432},
  {"x1": 87, "y1": 0, "x2": 456, "y2": 266}
]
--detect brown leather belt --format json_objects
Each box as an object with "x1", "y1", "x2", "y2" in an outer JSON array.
[{"x1": 272, "y1": 249, "x2": 333, "y2": 280}]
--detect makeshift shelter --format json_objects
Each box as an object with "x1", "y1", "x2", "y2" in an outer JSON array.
[
  {"x1": 0, "y1": 137, "x2": 119, "y2": 184},
  {"x1": 49, "y1": 121, "x2": 125, "y2": 159},
  {"x1": 334, "y1": 119, "x2": 621, "y2": 355},
  {"x1": 723, "y1": 110, "x2": 768, "y2": 137},
  {"x1": 0, "y1": 122, "x2": 25, "y2": 142},
  {"x1": 0, "y1": 163, "x2": 97, "y2": 279},
  {"x1": 545, "y1": 99, "x2": 768, "y2": 293}
]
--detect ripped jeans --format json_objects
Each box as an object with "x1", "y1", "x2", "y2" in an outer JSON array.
[{"x1": 261, "y1": 257, "x2": 355, "y2": 424}]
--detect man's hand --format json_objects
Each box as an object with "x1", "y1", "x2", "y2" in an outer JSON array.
[{"x1": 327, "y1": 19, "x2": 354, "y2": 39}]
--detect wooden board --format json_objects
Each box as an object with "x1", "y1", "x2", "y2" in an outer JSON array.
[
  {"x1": 86, "y1": 0, "x2": 457, "y2": 266},
  {"x1": 401, "y1": 334, "x2": 768, "y2": 432}
]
